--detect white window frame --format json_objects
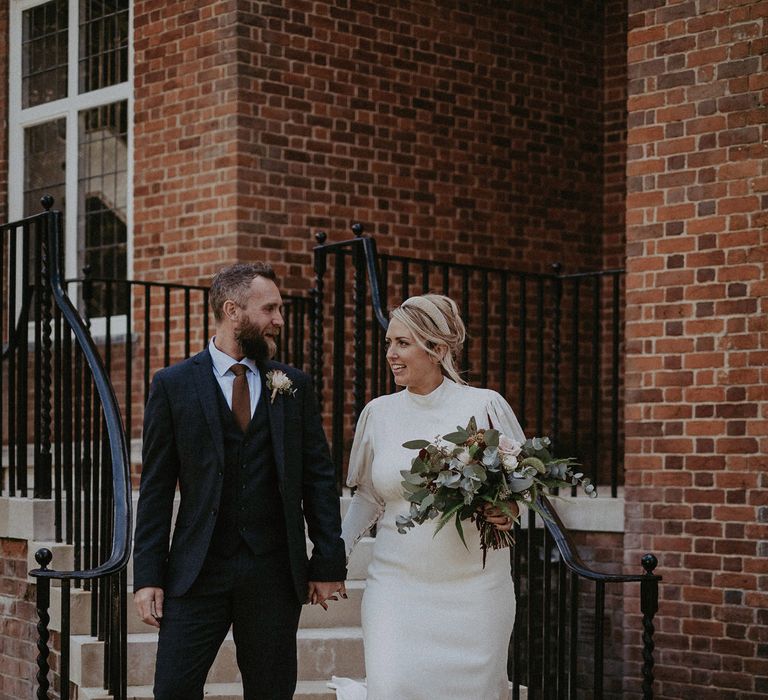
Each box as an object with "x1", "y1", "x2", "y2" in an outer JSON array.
[{"x1": 8, "y1": 0, "x2": 133, "y2": 338}]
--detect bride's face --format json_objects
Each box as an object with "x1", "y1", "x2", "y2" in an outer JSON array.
[{"x1": 385, "y1": 318, "x2": 443, "y2": 395}]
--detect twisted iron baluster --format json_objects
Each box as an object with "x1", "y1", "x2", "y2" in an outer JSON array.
[
  {"x1": 641, "y1": 554, "x2": 659, "y2": 699},
  {"x1": 34, "y1": 548, "x2": 53, "y2": 699},
  {"x1": 311, "y1": 231, "x2": 327, "y2": 406},
  {"x1": 38, "y1": 199, "x2": 55, "y2": 499}
]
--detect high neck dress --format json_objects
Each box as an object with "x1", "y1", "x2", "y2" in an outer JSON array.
[{"x1": 333, "y1": 379, "x2": 525, "y2": 700}]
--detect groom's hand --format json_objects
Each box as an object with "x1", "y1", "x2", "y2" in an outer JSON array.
[
  {"x1": 308, "y1": 581, "x2": 347, "y2": 610},
  {"x1": 134, "y1": 586, "x2": 164, "y2": 628}
]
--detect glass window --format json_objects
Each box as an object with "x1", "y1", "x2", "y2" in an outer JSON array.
[
  {"x1": 22, "y1": 0, "x2": 69, "y2": 108},
  {"x1": 24, "y1": 118, "x2": 67, "y2": 215},
  {"x1": 79, "y1": 101, "x2": 128, "y2": 315},
  {"x1": 12, "y1": 0, "x2": 131, "y2": 322},
  {"x1": 79, "y1": 0, "x2": 130, "y2": 93}
]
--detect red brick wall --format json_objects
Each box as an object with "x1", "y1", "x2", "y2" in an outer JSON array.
[
  {"x1": 604, "y1": 0, "x2": 628, "y2": 271},
  {"x1": 624, "y1": 1, "x2": 767, "y2": 697},
  {"x1": 133, "y1": 0, "x2": 616, "y2": 296},
  {"x1": 0, "y1": 539, "x2": 38, "y2": 699},
  {"x1": 132, "y1": 0, "x2": 243, "y2": 285}
]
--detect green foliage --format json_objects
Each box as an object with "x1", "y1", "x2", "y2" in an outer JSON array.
[{"x1": 397, "y1": 416, "x2": 597, "y2": 553}]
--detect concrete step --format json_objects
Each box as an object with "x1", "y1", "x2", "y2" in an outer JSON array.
[
  {"x1": 299, "y1": 579, "x2": 365, "y2": 628},
  {"x1": 122, "y1": 532, "x2": 373, "y2": 583},
  {"x1": 71, "y1": 627, "x2": 364, "y2": 688},
  {"x1": 78, "y1": 679, "x2": 339, "y2": 699},
  {"x1": 50, "y1": 579, "x2": 366, "y2": 635},
  {"x1": 79, "y1": 680, "x2": 525, "y2": 700}
]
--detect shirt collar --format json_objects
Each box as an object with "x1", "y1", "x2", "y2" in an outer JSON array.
[{"x1": 208, "y1": 337, "x2": 260, "y2": 378}]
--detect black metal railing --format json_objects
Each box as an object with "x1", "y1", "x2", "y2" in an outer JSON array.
[
  {"x1": 508, "y1": 497, "x2": 660, "y2": 699},
  {"x1": 59, "y1": 272, "x2": 311, "y2": 460},
  {"x1": 310, "y1": 226, "x2": 659, "y2": 698},
  {"x1": 2, "y1": 198, "x2": 132, "y2": 699},
  {"x1": 311, "y1": 225, "x2": 625, "y2": 496}
]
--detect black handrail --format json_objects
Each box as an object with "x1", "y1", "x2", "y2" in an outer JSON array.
[
  {"x1": 535, "y1": 495, "x2": 661, "y2": 699},
  {"x1": 537, "y1": 495, "x2": 655, "y2": 584},
  {"x1": 30, "y1": 206, "x2": 132, "y2": 581},
  {"x1": 5, "y1": 198, "x2": 133, "y2": 700}
]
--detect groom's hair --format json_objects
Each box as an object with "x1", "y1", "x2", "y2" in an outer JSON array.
[{"x1": 210, "y1": 262, "x2": 277, "y2": 322}]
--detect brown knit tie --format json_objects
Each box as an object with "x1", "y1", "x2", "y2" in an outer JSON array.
[{"x1": 230, "y1": 364, "x2": 251, "y2": 432}]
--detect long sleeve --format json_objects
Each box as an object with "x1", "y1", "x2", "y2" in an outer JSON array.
[
  {"x1": 298, "y1": 372, "x2": 347, "y2": 582},
  {"x1": 486, "y1": 390, "x2": 527, "y2": 442},
  {"x1": 133, "y1": 372, "x2": 179, "y2": 590},
  {"x1": 341, "y1": 403, "x2": 385, "y2": 559}
]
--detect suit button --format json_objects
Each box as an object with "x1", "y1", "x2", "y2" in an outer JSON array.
[
  {"x1": 239, "y1": 526, "x2": 246, "y2": 532},
  {"x1": 241, "y1": 464, "x2": 246, "y2": 469},
  {"x1": 211, "y1": 509, "x2": 217, "y2": 516},
  {"x1": 242, "y1": 484, "x2": 246, "y2": 490},
  {"x1": 218, "y1": 470, "x2": 223, "y2": 476}
]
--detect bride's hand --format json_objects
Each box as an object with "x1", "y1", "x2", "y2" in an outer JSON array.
[{"x1": 482, "y1": 502, "x2": 518, "y2": 532}]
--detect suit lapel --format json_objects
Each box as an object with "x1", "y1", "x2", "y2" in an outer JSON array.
[
  {"x1": 192, "y1": 349, "x2": 226, "y2": 469},
  {"x1": 263, "y1": 366, "x2": 286, "y2": 483}
]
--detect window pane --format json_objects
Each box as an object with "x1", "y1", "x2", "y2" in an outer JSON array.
[
  {"x1": 78, "y1": 101, "x2": 128, "y2": 316},
  {"x1": 24, "y1": 118, "x2": 67, "y2": 216},
  {"x1": 79, "y1": 0, "x2": 129, "y2": 93},
  {"x1": 22, "y1": 0, "x2": 69, "y2": 108}
]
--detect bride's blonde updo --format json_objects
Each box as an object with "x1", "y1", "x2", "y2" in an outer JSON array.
[{"x1": 390, "y1": 294, "x2": 467, "y2": 385}]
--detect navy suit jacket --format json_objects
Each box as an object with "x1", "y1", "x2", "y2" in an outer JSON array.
[{"x1": 132, "y1": 348, "x2": 346, "y2": 601}]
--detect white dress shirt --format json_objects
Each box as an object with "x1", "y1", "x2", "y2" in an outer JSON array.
[{"x1": 208, "y1": 337, "x2": 262, "y2": 417}]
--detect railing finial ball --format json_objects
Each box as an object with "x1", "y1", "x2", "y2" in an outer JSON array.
[
  {"x1": 35, "y1": 548, "x2": 53, "y2": 569},
  {"x1": 641, "y1": 553, "x2": 658, "y2": 574},
  {"x1": 315, "y1": 231, "x2": 327, "y2": 244},
  {"x1": 351, "y1": 222, "x2": 364, "y2": 237},
  {"x1": 40, "y1": 195, "x2": 54, "y2": 211}
]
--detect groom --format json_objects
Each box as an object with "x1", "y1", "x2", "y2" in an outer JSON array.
[{"x1": 132, "y1": 262, "x2": 347, "y2": 700}]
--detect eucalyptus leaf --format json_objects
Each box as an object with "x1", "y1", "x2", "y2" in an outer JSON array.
[
  {"x1": 436, "y1": 470, "x2": 462, "y2": 488},
  {"x1": 402, "y1": 439, "x2": 431, "y2": 449},
  {"x1": 411, "y1": 487, "x2": 429, "y2": 502},
  {"x1": 484, "y1": 428, "x2": 499, "y2": 447},
  {"x1": 443, "y1": 430, "x2": 469, "y2": 444}
]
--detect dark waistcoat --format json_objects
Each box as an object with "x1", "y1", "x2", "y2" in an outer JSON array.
[{"x1": 209, "y1": 385, "x2": 287, "y2": 558}]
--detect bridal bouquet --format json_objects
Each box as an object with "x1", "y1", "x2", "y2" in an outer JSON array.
[{"x1": 396, "y1": 416, "x2": 596, "y2": 565}]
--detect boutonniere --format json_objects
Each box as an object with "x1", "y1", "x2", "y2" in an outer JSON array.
[{"x1": 266, "y1": 369, "x2": 296, "y2": 403}]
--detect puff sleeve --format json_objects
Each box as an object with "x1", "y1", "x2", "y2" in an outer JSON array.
[
  {"x1": 341, "y1": 402, "x2": 385, "y2": 559},
  {"x1": 486, "y1": 390, "x2": 527, "y2": 442}
]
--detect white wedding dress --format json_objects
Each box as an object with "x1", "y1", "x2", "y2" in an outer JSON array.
[{"x1": 331, "y1": 379, "x2": 525, "y2": 700}]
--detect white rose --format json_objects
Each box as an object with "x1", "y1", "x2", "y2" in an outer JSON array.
[{"x1": 498, "y1": 434, "x2": 522, "y2": 457}]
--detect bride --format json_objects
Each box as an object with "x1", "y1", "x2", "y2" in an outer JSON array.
[{"x1": 332, "y1": 294, "x2": 525, "y2": 700}]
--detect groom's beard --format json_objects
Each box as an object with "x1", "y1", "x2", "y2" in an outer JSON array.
[{"x1": 235, "y1": 317, "x2": 276, "y2": 366}]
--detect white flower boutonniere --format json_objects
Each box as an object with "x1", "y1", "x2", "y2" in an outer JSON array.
[{"x1": 266, "y1": 369, "x2": 296, "y2": 403}]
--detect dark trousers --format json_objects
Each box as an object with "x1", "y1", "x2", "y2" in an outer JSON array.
[{"x1": 153, "y1": 544, "x2": 302, "y2": 700}]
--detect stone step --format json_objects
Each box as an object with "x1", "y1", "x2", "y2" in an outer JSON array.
[
  {"x1": 71, "y1": 627, "x2": 365, "y2": 688},
  {"x1": 78, "y1": 679, "x2": 339, "y2": 700},
  {"x1": 119, "y1": 533, "x2": 372, "y2": 585},
  {"x1": 50, "y1": 579, "x2": 366, "y2": 635}
]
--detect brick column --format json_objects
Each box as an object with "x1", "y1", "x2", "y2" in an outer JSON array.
[
  {"x1": 624, "y1": 1, "x2": 767, "y2": 697},
  {"x1": 0, "y1": 539, "x2": 40, "y2": 699}
]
